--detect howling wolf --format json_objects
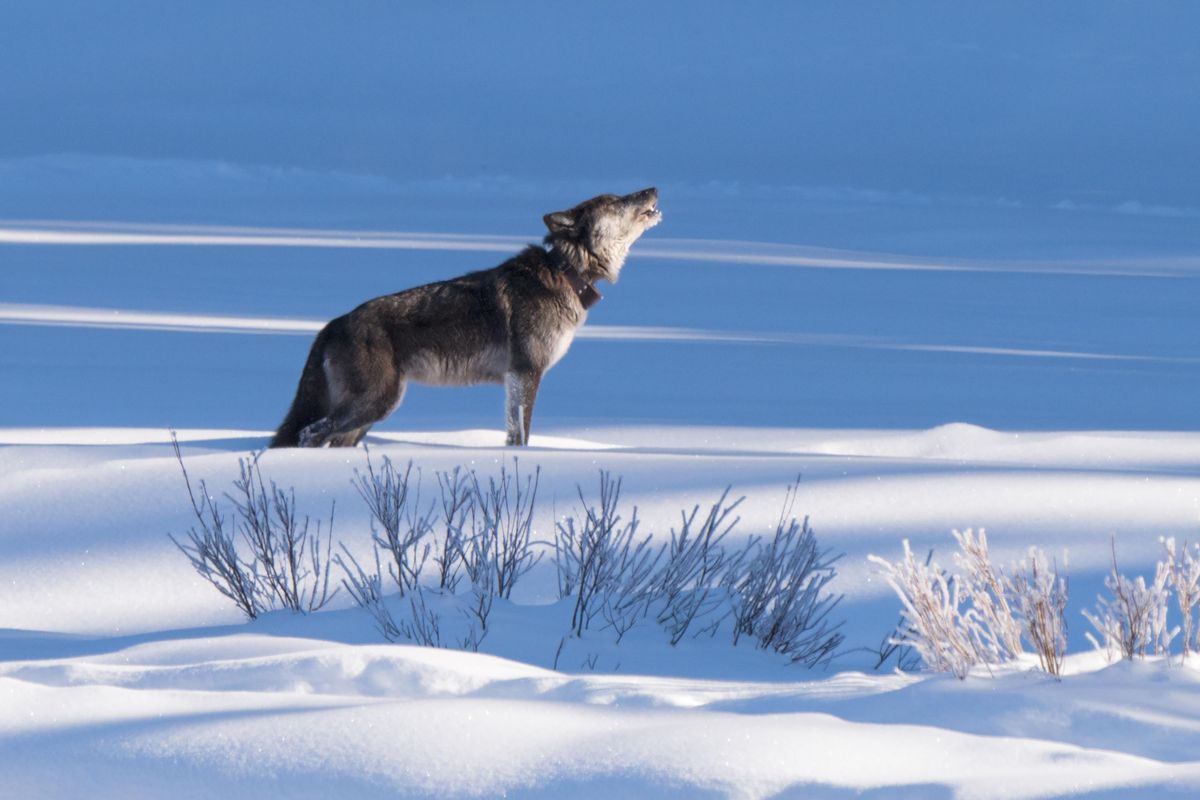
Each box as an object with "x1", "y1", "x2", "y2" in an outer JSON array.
[{"x1": 271, "y1": 188, "x2": 661, "y2": 448}]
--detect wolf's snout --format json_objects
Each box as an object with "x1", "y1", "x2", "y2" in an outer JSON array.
[
  {"x1": 630, "y1": 187, "x2": 660, "y2": 224},
  {"x1": 631, "y1": 187, "x2": 658, "y2": 205}
]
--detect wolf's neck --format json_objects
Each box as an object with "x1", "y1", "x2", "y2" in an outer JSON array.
[{"x1": 548, "y1": 240, "x2": 627, "y2": 283}]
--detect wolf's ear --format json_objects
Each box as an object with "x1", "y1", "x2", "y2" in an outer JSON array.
[{"x1": 543, "y1": 211, "x2": 576, "y2": 233}]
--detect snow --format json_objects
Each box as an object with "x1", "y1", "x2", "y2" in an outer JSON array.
[
  {"x1": 4, "y1": 630, "x2": 1200, "y2": 798},
  {"x1": 4, "y1": 2, "x2": 1200, "y2": 796},
  {"x1": 3, "y1": 427, "x2": 1200, "y2": 796}
]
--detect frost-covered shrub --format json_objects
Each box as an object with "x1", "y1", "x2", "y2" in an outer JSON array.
[
  {"x1": 952, "y1": 529, "x2": 1022, "y2": 662},
  {"x1": 869, "y1": 541, "x2": 986, "y2": 679},
  {"x1": 171, "y1": 437, "x2": 336, "y2": 618},
  {"x1": 339, "y1": 453, "x2": 434, "y2": 641},
  {"x1": 458, "y1": 585, "x2": 493, "y2": 652},
  {"x1": 874, "y1": 531, "x2": 1071, "y2": 678},
  {"x1": 337, "y1": 562, "x2": 488, "y2": 650},
  {"x1": 464, "y1": 461, "x2": 542, "y2": 599},
  {"x1": 337, "y1": 545, "x2": 402, "y2": 641},
  {"x1": 1084, "y1": 540, "x2": 1176, "y2": 661},
  {"x1": 725, "y1": 480, "x2": 844, "y2": 667},
  {"x1": 176, "y1": 449, "x2": 848, "y2": 668},
  {"x1": 655, "y1": 487, "x2": 744, "y2": 645},
  {"x1": 353, "y1": 453, "x2": 433, "y2": 597},
  {"x1": 342, "y1": 460, "x2": 537, "y2": 646},
  {"x1": 1006, "y1": 547, "x2": 1069, "y2": 677},
  {"x1": 554, "y1": 477, "x2": 843, "y2": 660},
  {"x1": 433, "y1": 467, "x2": 472, "y2": 593},
  {"x1": 872, "y1": 613, "x2": 924, "y2": 672},
  {"x1": 869, "y1": 547, "x2": 933, "y2": 672},
  {"x1": 555, "y1": 471, "x2": 661, "y2": 639},
  {"x1": 1160, "y1": 537, "x2": 1200, "y2": 659},
  {"x1": 398, "y1": 587, "x2": 444, "y2": 647}
]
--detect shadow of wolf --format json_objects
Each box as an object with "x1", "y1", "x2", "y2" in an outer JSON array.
[{"x1": 271, "y1": 188, "x2": 661, "y2": 448}]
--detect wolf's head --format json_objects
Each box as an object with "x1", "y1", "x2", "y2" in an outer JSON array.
[{"x1": 543, "y1": 187, "x2": 660, "y2": 284}]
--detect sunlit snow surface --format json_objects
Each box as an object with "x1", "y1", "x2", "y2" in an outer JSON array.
[{"x1": 2, "y1": 426, "x2": 1200, "y2": 798}]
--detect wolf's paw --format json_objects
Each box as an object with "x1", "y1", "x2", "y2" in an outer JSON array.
[{"x1": 298, "y1": 419, "x2": 332, "y2": 448}]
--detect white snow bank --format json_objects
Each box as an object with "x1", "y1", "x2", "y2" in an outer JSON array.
[{"x1": 3, "y1": 634, "x2": 1200, "y2": 798}]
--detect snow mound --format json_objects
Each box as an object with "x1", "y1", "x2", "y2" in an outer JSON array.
[
  {"x1": 801, "y1": 423, "x2": 1200, "y2": 469},
  {"x1": 4, "y1": 635, "x2": 1200, "y2": 798},
  {"x1": 2, "y1": 636, "x2": 554, "y2": 698}
]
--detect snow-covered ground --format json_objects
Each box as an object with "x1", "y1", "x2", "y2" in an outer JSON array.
[
  {"x1": 5, "y1": 630, "x2": 1200, "y2": 799},
  {"x1": 3, "y1": 424, "x2": 1200, "y2": 797},
  {"x1": 4, "y1": 3, "x2": 1200, "y2": 797}
]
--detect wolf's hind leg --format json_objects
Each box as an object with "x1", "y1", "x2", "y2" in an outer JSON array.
[
  {"x1": 301, "y1": 404, "x2": 391, "y2": 448},
  {"x1": 300, "y1": 371, "x2": 403, "y2": 448}
]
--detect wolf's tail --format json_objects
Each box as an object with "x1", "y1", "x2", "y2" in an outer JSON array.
[{"x1": 270, "y1": 330, "x2": 330, "y2": 448}]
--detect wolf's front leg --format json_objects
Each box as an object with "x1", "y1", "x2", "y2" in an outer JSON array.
[{"x1": 504, "y1": 371, "x2": 541, "y2": 446}]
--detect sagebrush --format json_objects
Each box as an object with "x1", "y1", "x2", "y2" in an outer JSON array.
[
  {"x1": 871, "y1": 529, "x2": 1068, "y2": 678},
  {"x1": 171, "y1": 436, "x2": 336, "y2": 618},
  {"x1": 173, "y1": 447, "x2": 844, "y2": 668}
]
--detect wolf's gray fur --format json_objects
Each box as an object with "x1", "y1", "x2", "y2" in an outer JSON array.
[{"x1": 271, "y1": 188, "x2": 661, "y2": 448}]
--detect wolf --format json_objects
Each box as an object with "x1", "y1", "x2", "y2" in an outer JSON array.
[{"x1": 270, "y1": 188, "x2": 661, "y2": 448}]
